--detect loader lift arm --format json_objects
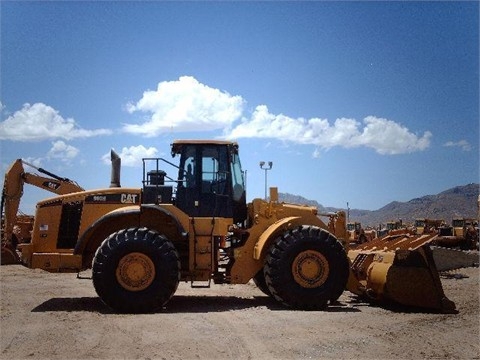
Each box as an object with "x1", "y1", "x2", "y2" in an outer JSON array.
[{"x1": 1, "y1": 159, "x2": 84, "y2": 264}]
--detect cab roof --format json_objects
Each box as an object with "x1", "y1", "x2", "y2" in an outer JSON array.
[{"x1": 171, "y1": 140, "x2": 238, "y2": 155}]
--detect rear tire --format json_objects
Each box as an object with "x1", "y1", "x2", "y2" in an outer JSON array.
[
  {"x1": 92, "y1": 227, "x2": 180, "y2": 313},
  {"x1": 264, "y1": 226, "x2": 349, "y2": 310}
]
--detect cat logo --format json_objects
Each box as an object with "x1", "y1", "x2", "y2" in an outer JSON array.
[
  {"x1": 42, "y1": 181, "x2": 61, "y2": 190},
  {"x1": 121, "y1": 193, "x2": 138, "y2": 204}
]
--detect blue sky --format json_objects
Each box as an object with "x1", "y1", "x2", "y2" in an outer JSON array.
[{"x1": 1, "y1": 1, "x2": 478, "y2": 214}]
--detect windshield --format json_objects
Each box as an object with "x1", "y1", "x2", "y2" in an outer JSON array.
[
  {"x1": 415, "y1": 220, "x2": 425, "y2": 227},
  {"x1": 452, "y1": 219, "x2": 464, "y2": 227},
  {"x1": 231, "y1": 152, "x2": 245, "y2": 201}
]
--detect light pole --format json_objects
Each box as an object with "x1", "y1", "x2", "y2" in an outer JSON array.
[
  {"x1": 347, "y1": 202, "x2": 350, "y2": 223},
  {"x1": 259, "y1": 161, "x2": 273, "y2": 200}
]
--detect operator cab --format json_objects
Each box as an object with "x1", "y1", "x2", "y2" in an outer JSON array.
[{"x1": 142, "y1": 140, "x2": 247, "y2": 224}]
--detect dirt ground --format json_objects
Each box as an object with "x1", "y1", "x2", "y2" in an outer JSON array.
[{"x1": 1, "y1": 263, "x2": 479, "y2": 360}]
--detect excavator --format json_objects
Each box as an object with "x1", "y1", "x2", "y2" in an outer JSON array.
[
  {"x1": 1, "y1": 142, "x2": 458, "y2": 313},
  {"x1": 1, "y1": 159, "x2": 84, "y2": 264}
]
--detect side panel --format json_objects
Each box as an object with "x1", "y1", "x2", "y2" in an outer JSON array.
[
  {"x1": 29, "y1": 189, "x2": 142, "y2": 254},
  {"x1": 30, "y1": 200, "x2": 64, "y2": 253},
  {"x1": 23, "y1": 188, "x2": 142, "y2": 270},
  {"x1": 57, "y1": 201, "x2": 83, "y2": 249},
  {"x1": 79, "y1": 190, "x2": 141, "y2": 236}
]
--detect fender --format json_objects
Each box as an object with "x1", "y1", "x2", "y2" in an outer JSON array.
[
  {"x1": 253, "y1": 216, "x2": 301, "y2": 260},
  {"x1": 75, "y1": 204, "x2": 187, "y2": 269}
]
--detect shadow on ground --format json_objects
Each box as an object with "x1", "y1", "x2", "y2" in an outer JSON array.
[{"x1": 31, "y1": 295, "x2": 361, "y2": 314}]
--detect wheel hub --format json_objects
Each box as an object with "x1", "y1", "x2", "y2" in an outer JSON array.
[
  {"x1": 116, "y1": 252, "x2": 155, "y2": 292},
  {"x1": 292, "y1": 250, "x2": 329, "y2": 288}
]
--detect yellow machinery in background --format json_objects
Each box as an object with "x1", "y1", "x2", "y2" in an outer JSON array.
[{"x1": 1, "y1": 160, "x2": 84, "y2": 264}]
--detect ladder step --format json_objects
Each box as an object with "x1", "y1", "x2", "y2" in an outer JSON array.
[{"x1": 190, "y1": 279, "x2": 211, "y2": 288}]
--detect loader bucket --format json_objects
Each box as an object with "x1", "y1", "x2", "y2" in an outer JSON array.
[{"x1": 346, "y1": 232, "x2": 456, "y2": 313}]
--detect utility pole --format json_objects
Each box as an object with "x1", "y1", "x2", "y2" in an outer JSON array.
[{"x1": 347, "y1": 202, "x2": 350, "y2": 223}]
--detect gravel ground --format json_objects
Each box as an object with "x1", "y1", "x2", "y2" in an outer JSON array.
[{"x1": 1, "y1": 264, "x2": 479, "y2": 360}]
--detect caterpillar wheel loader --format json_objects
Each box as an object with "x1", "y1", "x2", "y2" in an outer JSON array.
[
  {"x1": 1, "y1": 159, "x2": 84, "y2": 265},
  {"x1": 347, "y1": 221, "x2": 376, "y2": 245},
  {"x1": 7, "y1": 140, "x2": 456, "y2": 313},
  {"x1": 414, "y1": 218, "x2": 445, "y2": 235},
  {"x1": 434, "y1": 218, "x2": 479, "y2": 250}
]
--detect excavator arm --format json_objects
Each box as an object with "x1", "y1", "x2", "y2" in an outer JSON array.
[{"x1": 1, "y1": 159, "x2": 84, "y2": 264}]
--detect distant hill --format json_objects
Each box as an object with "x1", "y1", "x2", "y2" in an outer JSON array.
[{"x1": 279, "y1": 183, "x2": 479, "y2": 227}]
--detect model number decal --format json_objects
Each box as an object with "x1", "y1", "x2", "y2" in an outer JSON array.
[{"x1": 85, "y1": 193, "x2": 140, "y2": 204}]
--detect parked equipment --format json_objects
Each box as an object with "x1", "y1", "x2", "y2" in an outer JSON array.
[
  {"x1": 1, "y1": 160, "x2": 84, "y2": 264},
  {"x1": 347, "y1": 222, "x2": 376, "y2": 245},
  {"x1": 414, "y1": 218, "x2": 445, "y2": 235},
  {"x1": 347, "y1": 230, "x2": 456, "y2": 312},
  {"x1": 435, "y1": 218, "x2": 479, "y2": 250},
  {"x1": 5, "y1": 140, "x2": 456, "y2": 313}
]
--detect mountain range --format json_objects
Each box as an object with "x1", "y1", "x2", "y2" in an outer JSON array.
[{"x1": 278, "y1": 183, "x2": 479, "y2": 228}]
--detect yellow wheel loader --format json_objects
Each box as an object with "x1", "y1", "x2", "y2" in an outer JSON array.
[
  {"x1": 414, "y1": 218, "x2": 445, "y2": 235},
  {"x1": 347, "y1": 221, "x2": 376, "y2": 245},
  {"x1": 6, "y1": 140, "x2": 455, "y2": 313},
  {"x1": 435, "y1": 218, "x2": 479, "y2": 250}
]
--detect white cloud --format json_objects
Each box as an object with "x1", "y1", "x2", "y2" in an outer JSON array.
[
  {"x1": 443, "y1": 140, "x2": 472, "y2": 151},
  {"x1": 0, "y1": 102, "x2": 112, "y2": 141},
  {"x1": 123, "y1": 76, "x2": 244, "y2": 136},
  {"x1": 225, "y1": 106, "x2": 431, "y2": 155},
  {"x1": 47, "y1": 141, "x2": 79, "y2": 161},
  {"x1": 102, "y1": 145, "x2": 158, "y2": 167},
  {"x1": 356, "y1": 116, "x2": 432, "y2": 154},
  {"x1": 122, "y1": 76, "x2": 431, "y2": 155}
]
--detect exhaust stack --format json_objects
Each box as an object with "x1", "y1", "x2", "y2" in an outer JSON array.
[{"x1": 110, "y1": 149, "x2": 121, "y2": 188}]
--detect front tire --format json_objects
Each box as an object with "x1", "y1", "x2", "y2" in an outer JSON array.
[
  {"x1": 253, "y1": 269, "x2": 272, "y2": 296},
  {"x1": 264, "y1": 226, "x2": 349, "y2": 310},
  {"x1": 92, "y1": 227, "x2": 180, "y2": 313}
]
